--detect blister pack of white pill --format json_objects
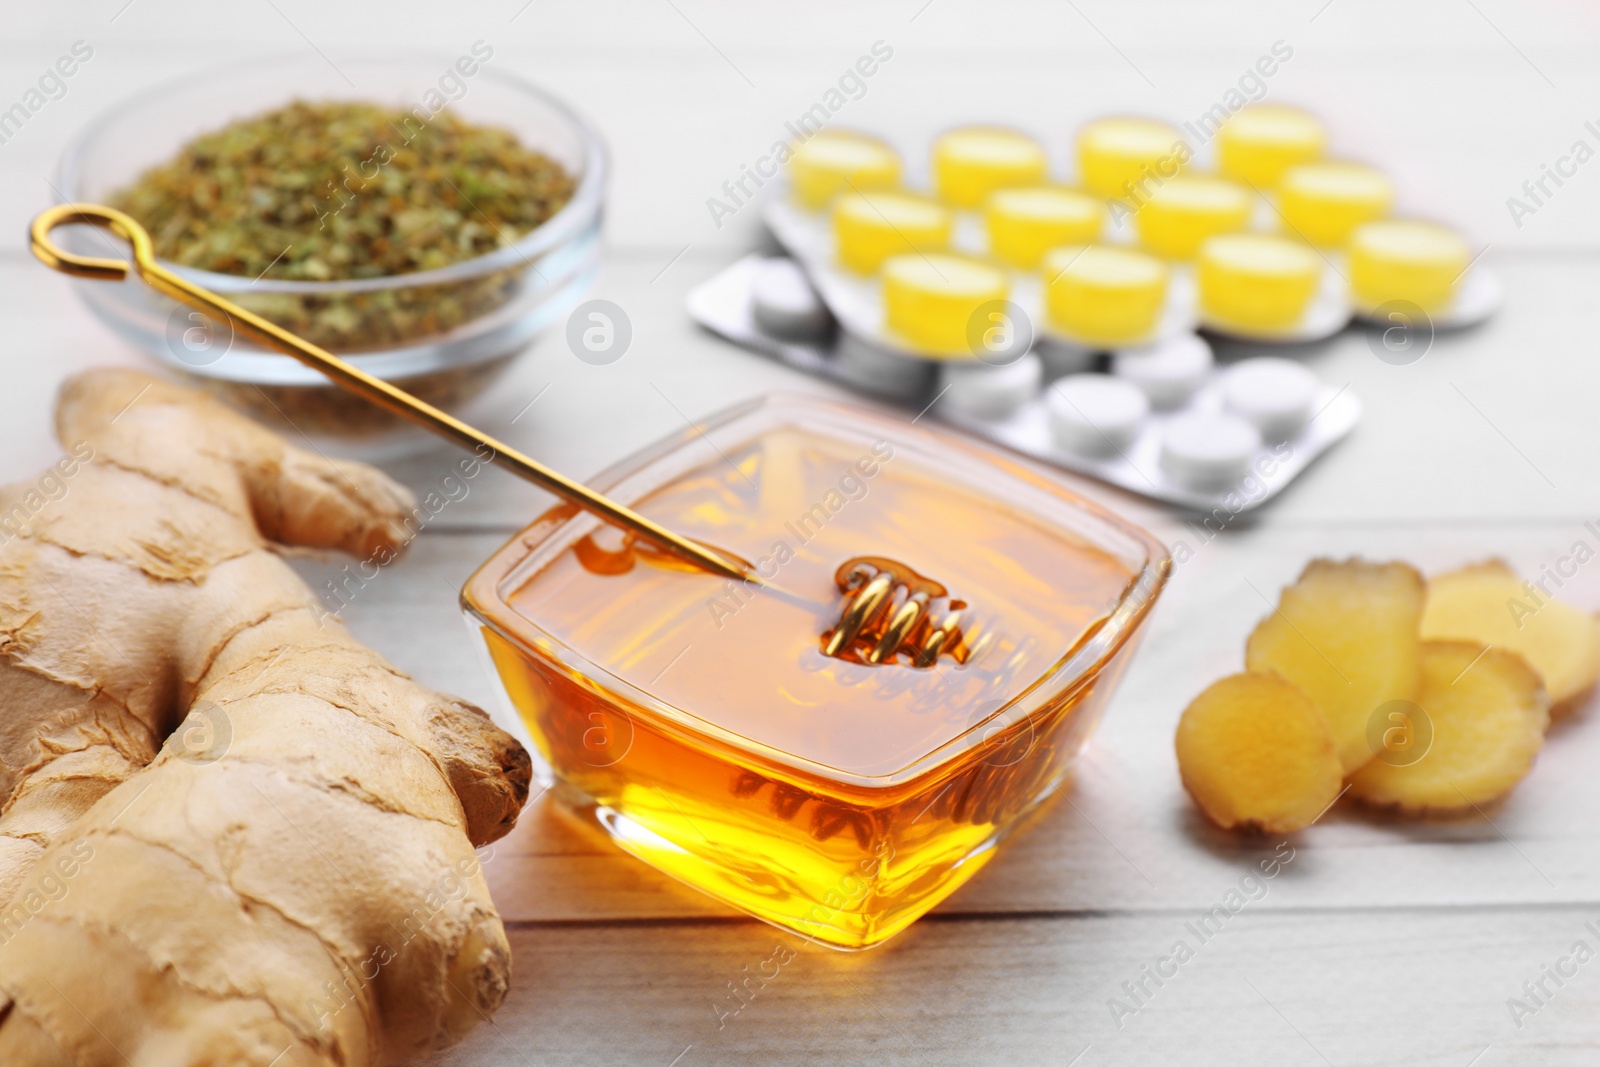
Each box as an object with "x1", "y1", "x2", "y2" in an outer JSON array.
[{"x1": 688, "y1": 254, "x2": 1363, "y2": 513}]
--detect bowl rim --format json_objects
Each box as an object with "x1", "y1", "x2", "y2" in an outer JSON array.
[
  {"x1": 55, "y1": 51, "x2": 608, "y2": 295},
  {"x1": 461, "y1": 391, "x2": 1173, "y2": 792}
]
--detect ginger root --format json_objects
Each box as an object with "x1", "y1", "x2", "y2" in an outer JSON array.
[
  {"x1": 1421, "y1": 559, "x2": 1600, "y2": 709},
  {"x1": 1175, "y1": 672, "x2": 1343, "y2": 834},
  {"x1": 1245, "y1": 558, "x2": 1425, "y2": 773},
  {"x1": 0, "y1": 370, "x2": 531, "y2": 1065},
  {"x1": 1347, "y1": 640, "x2": 1548, "y2": 813}
]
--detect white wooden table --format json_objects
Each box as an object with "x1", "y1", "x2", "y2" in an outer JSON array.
[{"x1": 6, "y1": 3, "x2": 1600, "y2": 1063}]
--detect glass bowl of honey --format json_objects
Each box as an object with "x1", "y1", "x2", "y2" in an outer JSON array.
[{"x1": 463, "y1": 393, "x2": 1169, "y2": 949}]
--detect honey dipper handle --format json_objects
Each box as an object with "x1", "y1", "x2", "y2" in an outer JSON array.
[{"x1": 30, "y1": 203, "x2": 754, "y2": 584}]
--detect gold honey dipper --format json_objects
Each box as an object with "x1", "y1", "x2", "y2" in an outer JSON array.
[
  {"x1": 825, "y1": 557, "x2": 969, "y2": 668},
  {"x1": 31, "y1": 204, "x2": 967, "y2": 669}
]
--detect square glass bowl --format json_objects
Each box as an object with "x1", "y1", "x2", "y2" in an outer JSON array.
[{"x1": 463, "y1": 394, "x2": 1169, "y2": 948}]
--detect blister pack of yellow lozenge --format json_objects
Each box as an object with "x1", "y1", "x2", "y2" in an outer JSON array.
[
  {"x1": 687, "y1": 109, "x2": 1500, "y2": 511},
  {"x1": 763, "y1": 115, "x2": 1497, "y2": 358}
]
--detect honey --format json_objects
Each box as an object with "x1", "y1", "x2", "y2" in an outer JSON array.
[{"x1": 464, "y1": 395, "x2": 1167, "y2": 948}]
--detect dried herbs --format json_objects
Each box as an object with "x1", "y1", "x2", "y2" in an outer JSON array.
[
  {"x1": 111, "y1": 100, "x2": 575, "y2": 281},
  {"x1": 107, "y1": 100, "x2": 577, "y2": 351}
]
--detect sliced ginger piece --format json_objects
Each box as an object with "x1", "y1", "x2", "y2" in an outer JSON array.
[
  {"x1": 1348, "y1": 640, "x2": 1549, "y2": 813},
  {"x1": 1245, "y1": 559, "x2": 1425, "y2": 774},
  {"x1": 1421, "y1": 559, "x2": 1600, "y2": 709},
  {"x1": 1176, "y1": 672, "x2": 1343, "y2": 833}
]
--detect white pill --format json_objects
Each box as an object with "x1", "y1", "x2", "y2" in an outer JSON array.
[
  {"x1": 1160, "y1": 412, "x2": 1261, "y2": 489},
  {"x1": 1111, "y1": 333, "x2": 1214, "y2": 409},
  {"x1": 938, "y1": 354, "x2": 1044, "y2": 419},
  {"x1": 752, "y1": 257, "x2": 832, "y2": 339},
  {"x1": 834, "y1": 332, "x2": 936, "y2": 398},
  {"x1": 1221, "y1": 356, "x2": 1320, "y2": 440},
  {"x1": 1047, "y1": 374, "x2": 1150, "y2": 457}
]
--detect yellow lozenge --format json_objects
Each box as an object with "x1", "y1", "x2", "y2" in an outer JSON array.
[
  {"x1": 883, "y1": 253, "x2": 1009, "y2": 357},
  {"x1": 932, "y1": 127, "x2": 1049, "y2": 209},
  {"x1": 1349, "y1": 219, "x2": 1469, "y2": 314},
  {"x1": 833, "y1": 191, "x2": 952, "y2": 274},
  {"x1": 1077, "y1": 117, "x2": 1188, "y2": 199},
  {"x1": 789, "y1": 130, "x2": 903, "y2": 210},
  {"x1": 1199, "y1": 234, "x2": 1322, "y2": 330},
  {"x1": 1279, "y1": 162, "x2": 1393, "y2": 247},
  {"x1": 1042, "y1": 245, "x2": 1168, "y2": 346},
  {"x1": 1218, "y1": 105, "x2": 1326, "y2": 188},
  {"x1": 1135, "y1": 175, "x2": 1254, "y2": 259},
  {"x1": 984, "y1": 186, "x2": 1104, "y2": 269}
]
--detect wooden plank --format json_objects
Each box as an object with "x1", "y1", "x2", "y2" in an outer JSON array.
[
  {"x1": 296, "y1": 521, "x2": 1600, "y2": 924},
  {"x1": 433, "y1": 906, "x2": 1600, "y2": 1066},
  {"x1": 2, "y1": 2, "x2": 1600, "y2": 250},
  {"x1": 371, "y1": 249, "x2": 1600, "y2": 532},
  {"x1": 6, "y1": 252, "x2": 1600, "y2": 532}
]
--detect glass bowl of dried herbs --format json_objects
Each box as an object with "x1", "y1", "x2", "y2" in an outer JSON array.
[{"x1": 56, "y1": 53, "x2": 605, "y2": 457}]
